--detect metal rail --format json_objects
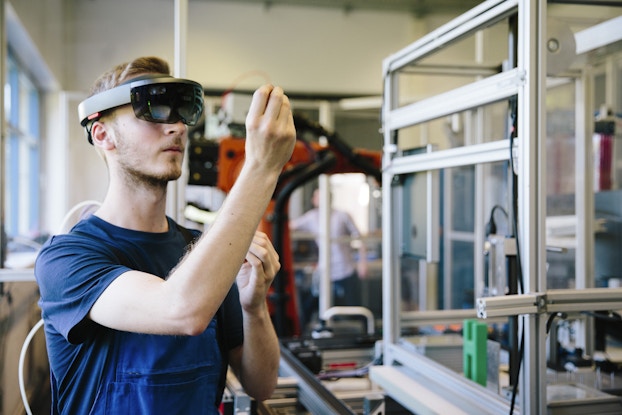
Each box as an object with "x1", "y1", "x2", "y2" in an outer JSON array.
[{"x1": 279, "y1": 344, "x2": 356, "y2": 415}]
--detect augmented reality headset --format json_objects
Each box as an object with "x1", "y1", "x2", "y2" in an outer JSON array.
[{"x1": 78, "y1": 74, "x2": 204, "y2": 144}]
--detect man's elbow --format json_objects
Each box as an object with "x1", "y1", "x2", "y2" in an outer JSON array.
[
  {"x1": 169, "y1": 304, "x2": 213, "y2": 336},
  {"x1": 247, "y1": 376, "x2": 278, "y2": 402},
  {"x1": 236, "y1": 358, "x2": 280, "y2": 401}
]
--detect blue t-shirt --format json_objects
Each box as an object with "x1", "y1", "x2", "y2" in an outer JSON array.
[{"x1": 35, "y1": 215, "x2": 243, "y2": 415}]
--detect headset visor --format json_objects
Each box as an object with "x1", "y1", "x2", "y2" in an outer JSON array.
[{"x1": 130, "y1": 79, "x2": 204, "y2": 126}]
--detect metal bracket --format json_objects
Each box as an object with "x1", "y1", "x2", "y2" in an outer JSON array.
[
  {"x1": 363, "y1": 394, "x2": 385, "y2": 415},
  {"x1": 225, "y1": 369, "x2": 253, "y2": 415}
]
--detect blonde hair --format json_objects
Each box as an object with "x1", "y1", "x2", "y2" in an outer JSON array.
[
  {"x1": 89, "y1": 56, "x2": 171, "y2": 96},
  {"x1": 88, "y1": 57, "x2": 171, "y2": 160}
]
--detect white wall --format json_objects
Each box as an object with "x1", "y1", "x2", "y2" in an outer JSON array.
[
  {"x1": 12, "y1": 1, "x2": 619, "y2": 231},
  {"x1": 70, "y1": 0, "x2": 418, "y2": 94}
]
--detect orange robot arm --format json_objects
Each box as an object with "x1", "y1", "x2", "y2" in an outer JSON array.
[{"x1": 208, "y1": 114, "x2": 381, "y2": 337}]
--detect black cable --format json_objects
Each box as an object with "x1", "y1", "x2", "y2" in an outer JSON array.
[
  {"x1": 506, "y1": 89, "x2": 524, "y2": 415},
  {"x1": 508, "y1": 129, "x2": 524, "y2": 415},
  {"x1": 546, "y1": 312, "x2": 568, "y2": 335},
  {"x1": 508, "y1": 98, "x2": 524, "y2": 296},
  {"x1": 485, "y1": 204, "x2": 509, "y2": 237},
  {"x1": 581, "y1": 310, "x2": 621, "y2": 322},
  {"x1": 509, "y1": 324, "x2": 523, "y2": 415}
]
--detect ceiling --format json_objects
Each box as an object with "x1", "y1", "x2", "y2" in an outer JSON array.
[{"x1": 200, "y1": 0, "x2": 487, "y2": 17}]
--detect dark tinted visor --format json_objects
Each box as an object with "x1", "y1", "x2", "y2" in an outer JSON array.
[{"x1": 130, "y1": 79, "x2": 204, "y2": 126}]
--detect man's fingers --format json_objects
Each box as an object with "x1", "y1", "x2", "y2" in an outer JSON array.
[
  {"x1": 246, "y1": 232, "x2": 281, "y2": 276},
  {"x1": 250, "y1": 232, "x2": 278, "y2": 258},
  {"x1": 245, "y1": 251, "x2": 261, "y2": 267},
  {"x1": 279, "y1": 94, "x2": 293, "y2": 122},
  {"x1": 247, "y1": 85, "x2": 290, "y2": 124},
  {"x1": 246, "y1": 84, "x2": 274, "y2": 121},
  {"x1": 263, "y1": 86, "x2": 286, "y2": 120}
]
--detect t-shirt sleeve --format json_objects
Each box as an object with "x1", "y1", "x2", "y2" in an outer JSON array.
[{"x1": 35, "y1": 233, "x2": 131, "y2": 344}]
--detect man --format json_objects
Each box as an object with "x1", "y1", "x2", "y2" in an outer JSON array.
[
  {"x1": 35, "y1": 56, "x2": 296, "y2": 414},
  {"x1": 290, "y1": 187, "x2": 367, "y2": 310}
]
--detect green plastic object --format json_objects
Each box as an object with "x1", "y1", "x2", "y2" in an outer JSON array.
[{"x1": 463, "y1": 319, "x2": 487, "y2": 386}]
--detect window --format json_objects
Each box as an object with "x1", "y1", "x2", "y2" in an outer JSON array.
[{"x1": 2, "y1": 51, "x2": 41, "y2": 268}]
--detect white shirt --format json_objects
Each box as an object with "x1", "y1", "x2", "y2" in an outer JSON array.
[{"x1": 290, "y1": 208, "x2": 360, "y2": 281}]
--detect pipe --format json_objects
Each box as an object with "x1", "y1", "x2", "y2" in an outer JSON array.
[{"x1": 322, "y1": 306, "x2": 375, "y2": 335}]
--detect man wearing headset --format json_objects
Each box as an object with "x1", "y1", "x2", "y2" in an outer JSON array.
[{"x1": 35, "y1": 56, "x2": 296, "y2": 414}]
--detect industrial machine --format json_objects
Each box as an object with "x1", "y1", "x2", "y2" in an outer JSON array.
[
  {"x1": 188, "y1": 112, "x2": 382, "y2": 338},
  {"x1": 373, "y1": 0, "x2": 622, "y2": 414},
  {"x1": 190, "y1": 2, "x2": 622, "y2": 413},
  {"x1": 188, "y1": 111, "x2": 393, "y2": 414}
]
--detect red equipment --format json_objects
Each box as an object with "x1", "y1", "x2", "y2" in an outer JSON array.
[{"x1": 211, "y1": 114, "x2": 381, "y2": 337}]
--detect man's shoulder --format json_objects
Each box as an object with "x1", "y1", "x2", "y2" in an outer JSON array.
[
  {"x1": 170, "y1": 218, "x2": 202, "y2": 243},
  {"x1": 38, "y1": 215, "x2": 139, "y2": 263}
]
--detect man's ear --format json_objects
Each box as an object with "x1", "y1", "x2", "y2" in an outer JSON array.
[{"x1": 90, "y1": 121, "x2": 116, "y2": 150}]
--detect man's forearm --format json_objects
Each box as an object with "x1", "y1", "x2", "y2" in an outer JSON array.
[
  {"x1": 238, "y1": 304, "x2": 280, "y2": 400},
  {"x1": 164, "y1": 166, "x2": 281, "y2": 329}
]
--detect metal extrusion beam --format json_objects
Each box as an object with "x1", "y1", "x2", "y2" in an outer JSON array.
[
  {"x1": 400, "y1": 63, "x2": 501, "y2": 77},
  {"x1": 575, "y1": 15, "x2": 622, "y2": 55},
  {"x1": 546, "y1": 288, "x2": 622, "y2": 313},
  {"x1": 476, "y1": 293, "x2": 543, "y2": 318},
  {"x1": 401, "y1": 308, "x2": 478, "y2": 326},
  {"x1": 383, "y1": 0, "x2": 518, "y2": 72},
  {"x1": 385, "y1": 68, "x2": 525, "y2": 131},
  {"x1": 370, "y1": 366, "x2": 472, "y2": 415},
  {"x1": 279, "y1": 345, "x2": 356, "y2": 415},
  {"x1": 387, "y1": 139, "x2": 513, "y2": 176},
  {"x1": 476, "y1": 288, "x2": 622, "y2": 319},
  {"x1": 370, "y1": 345, "x2": 517, "y2": 415}
]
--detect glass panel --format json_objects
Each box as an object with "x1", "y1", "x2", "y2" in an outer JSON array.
[
  {"x1": 396, "y1": 100, "x2": 511, "y2": 152},
  {"x1": 395, "y1": 160, "x2": 510, "y2": 315},
  {"x1": 450, "y1": 239, "x2": 475, "y2": 309},
  {"x1": 545, "y1": 80, "x2": 577, "y2": 290},
  {"x1": 450, "y1": 166, "x2": 475, "y2": 233},
  {"x1": 392, "y1": 160, "x2": 515, "y2": 387},
  {"x1": 395, "y1": 18, "x2": 510, "y2": 109},
  {"x1": 594, "y1": 72, "x2": 606, "y2": 114}
]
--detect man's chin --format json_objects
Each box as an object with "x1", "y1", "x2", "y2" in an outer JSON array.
[
  {"x1": 162, "y1": 170, "x2": 182, "y2": 182},
  {"x1": 162, "y1": 163, "x2": 183, "y2": 181},
  {"x1": 145, "y1": 170, "x2": 182, "y2": 188}
]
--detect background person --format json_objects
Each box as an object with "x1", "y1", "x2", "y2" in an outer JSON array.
[{"x1": 290, "y1": 187, "x2": 368, "y2": 326}]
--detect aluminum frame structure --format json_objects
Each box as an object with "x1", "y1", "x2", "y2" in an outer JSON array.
[
  {"x1": 371, "y1": 0, "x2": 546, "y2": 414},
  {"x1": 372, "y1": 0, "x2": 550, "y2": 413}
]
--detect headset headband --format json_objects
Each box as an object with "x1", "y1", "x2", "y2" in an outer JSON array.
[{"x1": 78, "y1": 74, "x2": 200, "y2": 126}]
